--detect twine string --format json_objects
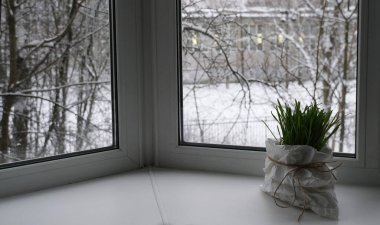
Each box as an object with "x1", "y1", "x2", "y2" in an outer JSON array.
[{"x1": 267, "y1": 156, "x2": 342, "y2": 222}]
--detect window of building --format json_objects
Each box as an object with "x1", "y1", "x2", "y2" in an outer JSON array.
[
  {"x1": 277, "y1": 34, "x2": 284, "y2": 48},
  {"x1": 239, "y1": 24, "x2": 249, "y2": 50},
  {"x1": 229, "y1": 23, "x2": 238, "y2": 49},
  {"x1": 238, "y1": 23, "x2": 258, "y2": 51},
  {"x1": 0, "y1": 0, "x2": 117, "y2": 168},
  {"x1": 256, "y1": 24, "x2": 263, "y2": 50}
]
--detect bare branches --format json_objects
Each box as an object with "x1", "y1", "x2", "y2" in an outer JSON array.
[
  {"x1": 23, "y1": 0, "x2": 84, "y2": 62},
  {"x1": 19, "y1": 81, "x2": 110, "y2": 94},
  {"x1": 0, "y1": 92, "x2": 106, "y2": 131}
]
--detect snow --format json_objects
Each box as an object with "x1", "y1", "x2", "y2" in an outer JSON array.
[{"x1": 182, "y1": 80, "x2": 356, "y2": 153}]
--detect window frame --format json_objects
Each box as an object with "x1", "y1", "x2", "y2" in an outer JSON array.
[
  {"x1": 0, "y1": 0, "x2": 143, "y2": 197},
  {"x1": 154, "y1": 0, "x2": 380, "y2": 185},
  {"x1": 0, "y1": 0, "x2": 379, "y2": 198}
]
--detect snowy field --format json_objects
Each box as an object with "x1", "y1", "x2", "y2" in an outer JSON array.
[{"x1": 182, "y1": 80, "x2": 356, "y2": 153}]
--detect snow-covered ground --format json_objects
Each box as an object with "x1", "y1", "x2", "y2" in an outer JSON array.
[{"x1": 182, "y1": 80, "x2": 356, "y2": 153}]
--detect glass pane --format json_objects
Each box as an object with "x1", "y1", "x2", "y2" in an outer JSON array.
[
  {"x1": 0, "y1": 0, "x2": 115, "y2": 165},
  {"x1": 180, "y1": 0, "x2": 358, "y2": 154}
]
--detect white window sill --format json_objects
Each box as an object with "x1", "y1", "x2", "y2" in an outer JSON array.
[{"x1": 0, "y1": 167, "x2": 379, "y2": 225}]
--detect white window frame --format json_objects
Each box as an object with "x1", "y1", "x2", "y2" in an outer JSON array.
[
  {"x1": 153, "y1": 0, "x2": 380, "y2": 185},
  {"x1": 0, "y1": 0, "x2": 143, "y2": 197}
]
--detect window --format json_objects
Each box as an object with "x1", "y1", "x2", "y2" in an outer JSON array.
[
  {"x1": 239, "y1": 24, "x2": 248, "y2": 50},
  {"x1": 0, "y1": 0, "x2": 142, "y2": 196},
  {"x1": 153, "y1": 0, "x2": 380, "y2": 186},
  {"x1": 179, "y1": 0, "x2": 358, "y2": 155},
  {"x1": 0, "y1": 0, "x2": 117, "y2": 168},
  {"x1": 0, "y1": 0, "x2": 378, "y2": 197},
  {"x1": 257, "y1": 24, "x2": 263, "y2": 50},
  {"x1": 277, "y1": 34, "x2": 284, "y2": 48}
]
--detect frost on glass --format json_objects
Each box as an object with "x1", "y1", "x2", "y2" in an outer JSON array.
[
  {"x1": 181, "y1": 0, "x2": 358, "y2": 153},
  {"x1": 0, "y1": 0, "x2": 114, "y2": 164}
]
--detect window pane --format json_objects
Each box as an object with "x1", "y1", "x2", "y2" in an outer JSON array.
[
  {"x1": 0, "y1": 0, "x2": 115, "y2": 165},
  {"x1": 180, "y1": 0, "x2": 358, "y2": 154}
]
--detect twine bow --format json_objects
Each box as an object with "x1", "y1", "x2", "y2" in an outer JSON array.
[{"x1": 267, "y1": 156, "x2": 342, "y2": 222}]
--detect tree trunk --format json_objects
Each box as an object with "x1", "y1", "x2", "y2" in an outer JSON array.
[
  {"x1": 56, "y1": 28, "x2": 72, "y2": 154},
  {"x1": 338, "y1": 20, "x2": 350, "y2": 153},
  {"x1": 1, "y1": 0, "x2": 18, "y2": 156},
  {"x1": 13, "y1": 102, "x2": 29, "y2": 159},
  {"x1": 322, "y1": 4, "x2": 340, "y2": 111}
]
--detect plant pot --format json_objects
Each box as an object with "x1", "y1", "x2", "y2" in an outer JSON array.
[{"x1": 261, "y1": 139, "x2": 339, "y2": 220}]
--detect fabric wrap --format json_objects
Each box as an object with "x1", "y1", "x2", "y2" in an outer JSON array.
[{"x1": 261, "y1": 139, "x2": 339, "y2": 219}]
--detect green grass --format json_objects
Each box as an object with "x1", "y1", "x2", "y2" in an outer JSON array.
[{"x1": 264, "y1": 99, "x2": 341, "y2": 151}]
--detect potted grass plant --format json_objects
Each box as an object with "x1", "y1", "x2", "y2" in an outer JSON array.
[{"x1": 261, "y1": 99, "x2": 341, "y2": 221}]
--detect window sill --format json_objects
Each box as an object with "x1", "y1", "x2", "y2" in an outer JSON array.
[
  {"x1": 1, "y1": 167, "x2": 378, "y2": 225},
  {"x1": 151, "y1": 167, "x2": 380, "y2": 225}
]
